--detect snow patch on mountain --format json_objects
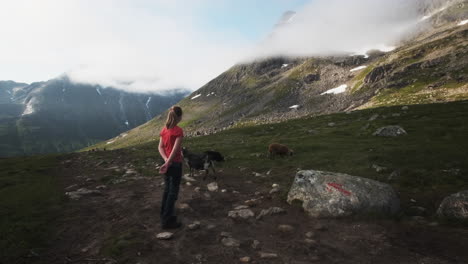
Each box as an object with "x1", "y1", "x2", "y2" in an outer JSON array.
[
  {"x1": 350, "y1": 66, "x2": 367, "y2": 72},
  {"x1": 458, "y1": 20, "x2": 468, "y2": 26},
  {"x1": 191, "y1": 94, "x2": 201, "y2": 100},
  {"x1": 321, "y1": 84, "x2": 348, "y2": 95}
]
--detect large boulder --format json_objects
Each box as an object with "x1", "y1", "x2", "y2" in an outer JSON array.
[
  {"x1": 287, "y1": 170, "x2": 400, "y2": 218},
  {"x1": 437, "y1": 190, "x2": 468, "y2": 219}
]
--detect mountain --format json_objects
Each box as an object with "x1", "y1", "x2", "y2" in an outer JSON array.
[
  {"x1": 91, "y1": 1, "x2": 468, "y2": 150},
  {"x1": 0, "y1": 77, "x2": 188, "y2": 156}
]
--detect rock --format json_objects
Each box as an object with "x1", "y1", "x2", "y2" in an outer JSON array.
[
  {"x1": 245, "y1": 198, "x2": 262, "y2": 206},
  {"x1": 188, "y1": 221, "x2": 201, "y2": 230},
  {"x1": 65, "y1": 184, "x2": 79, "y2": 191},
  {"x1": 272, "y1": 183, "x2": 279, "y2": 188},
  {"x1": 388, "y1": 169, "x2": 401, "y2": 181},
  {"x1": 392, "y1": 113, "x2": 400, "y2": 117},
  {"x1": 206, "y1": 224, "x2": 216, "y2": 230},
  {"x1": 221, "y1": 189, "x2": 227, "y2": 193},
  {"x1": 183, "y1": 174, "x2": 196, "y2": 182},
  {"x1": 373, "y1": 125, "x2": 407, "y2": 137},
  {"x1": 95, "y1": 185, "x2": 107, "y2": 190},
  {"x1": 402, "y1": 106, "x2": 409, "y2": 111},
  {"x1": 194, "y1": 187, "x2": 201, "y2": 192},
  {"x1": 328, "y1": 122, "x2": 335, "y2": 127},
  {"x1": 186, "y1": 182, "x2": 192, "y2": 186},
  {"x1": 234, "y1": 205, "x2": 250, "y2": 210},
  {"x1": 207, "y1": 182, "x2": 218, "y2": 192},
  {"x1": 368, "y1": 114, "x2": 379, "y2": 121},
  {"x1": 177, "y1": 203, "x2": 190, "y2": 210},
  {"x1": 228, "y1": 208, "x2": 255, "y2": 219},
  {"x1": 156, "y1": 232, "x2": 173, "y2": 240},
  {"x1": 270, "y1": 187, "x2": 280, "y2": 194},
  {"x1": 304, "y1": 239, "x2": 318, "y2": 247},
  {"x1": 252, "y1": 240, "x2": 261, "y2": 249},
  {"x1": 278, "y1": 224, "x2": 294, "y2": 232},
  {"x1": 65, "y1": 188, "x2": 101, "y2": 200},
  {"x1": 221, "y1": 237, "x2": 240, "y2": 247},
  {"x1": 220, "y1": 231, "x2": 232, "y2": 238},
  {"x1": 203, "y1": 192, "x2": 211, "y2": 199},
  {"x1": 437, "y1": 190, "x2": 468, "y2": 219},
  {"x1": 239, "y1": 256, "x2": 251, "y2": 263},
  {"x1": 256, "y1": 207, "x2": 286, "y2": 220},
  {"x1": 372, "y1": 164, "x2": 388, "y2": 173},
  {"x1": 305, "y1": 231, "x2": 314, "y2": 238},
  {"x1": 253, "y1": 172, "x2": 263, "y2": 177},
  {"x1": 287, "y1": 170, "x2": 400, "y2": 217},
  {"x1": 125, "y1": 169, "x2": 137, "y2": 175},
  {"x1": 259, "y1": 252, "x2": 278, "y2": 259}
]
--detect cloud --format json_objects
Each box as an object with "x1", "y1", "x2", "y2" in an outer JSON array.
[
  {"x1": 0, "y1": 0, "x2": 250, "y2": 93},
  {"x1": 0, "y1": 0, "x2": 440, "y2": 93},
  {"x1": 249, "y1": 0, "x2": 434, "y2": 59}
]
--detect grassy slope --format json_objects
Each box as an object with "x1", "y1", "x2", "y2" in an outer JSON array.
[{"x1": 0, "y1": 155, "x2": 63, "y2": 263}]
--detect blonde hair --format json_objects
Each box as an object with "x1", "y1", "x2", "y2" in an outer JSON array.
[{"x1": 165, "y1": 106, "x2": 183, "y2": 129}]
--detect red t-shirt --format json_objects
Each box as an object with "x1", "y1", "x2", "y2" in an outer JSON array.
[{"x1": 159, "y1": 125, "x2": 184, "y2": 163}]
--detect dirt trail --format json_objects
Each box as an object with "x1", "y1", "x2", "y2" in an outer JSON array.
[{"x1": 39, "y1": 152, "x2": 468, "y2": 264}]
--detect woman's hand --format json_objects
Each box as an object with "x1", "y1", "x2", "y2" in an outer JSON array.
[{"x1": 159, "y1": 161, "x2": 171, "y2": 174}]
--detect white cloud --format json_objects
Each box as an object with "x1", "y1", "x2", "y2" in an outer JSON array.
[
  {"x1": 0, "y1": 0, "x2": 249, "y2": 93},
  {"x1": 0, "y1": 0, "x2": 439, "y2": 93},
  {"x1": 249, "y1": 0, "x2": 429, "y2": 59}
]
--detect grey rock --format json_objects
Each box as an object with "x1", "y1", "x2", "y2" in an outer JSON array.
[
  {"x1": 234, "y1": 205, "x2": 250, "y2": 210},
  {"x1": 373, "y1": 125, "x2": 407, "y2": 137},
  {"x1": 388, "y1": 169, "x2": 401, "y2": 181},
  {"x1": 369, "y1": 114, "x2": 379, "y2": 121},
  {"x1": 252, "y1": 240, "x2": 261, "y2": 249},
  {"x1": 65, "y1": 188, "x2": 101, "y2": 200},
  {"x1": 328, "y1": 122, "x2": 335, "y2": 127},
  {"x1": 95, "y1": 185, "x2": 107, "y2": 190},
  {"x1": 372, "y1": 164, "x2": 388, "y2": 173},
  {"x1": 228, "y1": 208, "x2": 255, "y2": 219},
  {"x1": 278, "y1": 224, "x2": 294, "y2": 232},
  {"x1": 220, "y1": 231, "x2": 232, "y2": 237},
  {"x1": 207, "y1": 182, "x2": 218, "y2": 192},
  {"x1": 402, "y1": 106, "x2": 409, "y2": 111},
  {"x1": 183, "y1": 174, "x2": 196, "y2": 182},
  {"x1": 259, "y1": 252, "x2": 278, "y2": 259},
  {"x1": 287, "y1": 170, "x2": 400, "y2": 217},
  {"x1": 256, "y1": 207, "x2": 286, "y2": 220},
  {"x1": 437, "y1": 190, "x2": 468, "y2": 219},
  {"x1": 188, "y1": 221, "x2": 200, "y2": 230},
  {"x1": 305, "y1": 231, "x2": 314, "y2": 238},
  {"x1": 221, "y1": 237, "x2": 240, "y2": 247},
  {"x1": 239, "y1": 256, "x2": 251, "y2": 263},
  {"x1": 156, "y1": 232, "x2": 173, "y2": 240}
]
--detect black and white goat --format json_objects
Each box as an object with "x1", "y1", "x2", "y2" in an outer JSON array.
[{"x1": 182, "y1": 148, "x2": 224, "y2": 180}]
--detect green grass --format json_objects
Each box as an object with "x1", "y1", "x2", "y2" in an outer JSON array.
[
  {"x1": 172, "y1": 101, "x2": 468, "y2": 216},
  {"x1": 0, "y1": 155, "x2": 63, "y2": 263}
]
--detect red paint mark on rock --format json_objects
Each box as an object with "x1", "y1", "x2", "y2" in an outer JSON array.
[{"x1": 326, "y1": 183, "x2": 352, "y2": 196}]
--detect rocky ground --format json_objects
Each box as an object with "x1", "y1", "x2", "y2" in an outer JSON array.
[{"x1": 34, "y1": 151, "x2": 468, "y2": 264}]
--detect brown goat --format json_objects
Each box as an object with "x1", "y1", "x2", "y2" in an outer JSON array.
[{"x1": 268, "y1": 143, "x2": 293, "y2": 159}]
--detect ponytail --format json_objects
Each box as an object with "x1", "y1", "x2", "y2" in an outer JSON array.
[{"x1": 165, "y1": 106, "x2": 183, "y2": 129}]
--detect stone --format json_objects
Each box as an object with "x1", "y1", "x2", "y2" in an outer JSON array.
[
  {"x1": 203, "y1": 192, "x2": 211, "y2": 199},
  {"x1": 156, "y1": 232, "x2": 173, "y2": 240},
  {"x1": 259, "y1": 252, "x2": 278, "y2": 259},
  {"x1": 240, "y1": 256, "x2": 251, "y2": 263},
  {"x1": 373, "y1": 125, "x2": 407, "y2": 137},
  {"x1": 220, "y1": 231, "x2": 232, "y2": 237},
  {"x1": 183, "y1": 174, "x2": 196, "y2": 182},
  {"x1": 388, "y1": 170, "x2": 401, "y2": 181},
  {"x1": 221, "y1": 237, "x2": 240, "y2": 247},
  {"x1": 177, "y1": 203, "x2": 190, "y2": 210},
  {"x1": 207, "y1": 182, "x2": 218, "y2": 192},
  {"x1": 186, "y1": 182, "x2": 192, "y2": 186},
  {"x1": 372, "y1": 164, "x2": 388, "y2": 173},
  {"x1": 188, "y1": 221, "x2": 201, "y2": 230},
  {"x1": 228, "y1": 209, "x2": 255, "y2": 219},
  {"x1": 328, "y1": 122, "x2": 335, "y2": 127},
  {"x1": 221, "y1": 189, "x2": 227, "y2": 193},
  {"x1": 256, "y1": 207, "x2": 286, "y2": 220},
  {"x1": 437, "y1": 190, "x2": 468, "y2": 219},
  {"x1": 194, "y1": 187, "x2": 201, "y2": 192},
  {"x1": 95, "y1": 185, "x2": 107, "y2": 190},
  {"x1": 252, "y1": 240, "x2": 261, "y2": 249},
  {"x1": 278, "y1": 224, "x2": 294, "y2": 232},
  {"x1": 270, "y1": 187, "x2": 280, "y2": 194},
  {"x1": 65, "y1": 188, "x2": 101, "y2": 200},
  {"x1": 402, "y1": 106, "x2": 409, "y2": 111},
  {"x1": 368, "y1": 114, "x2": 379, "y2": 121},
  {"x1": 305, "y1": 231, "x2": 314, "y2": 238},
  {"x1": 304, "y1": 239, "x2": 318, "y2": 246},
  {"x1": 287, "y1": 170, "x2": 400, "y2": 217},
  {"x1": 272, "y1": 183, "x2": 279, "y2": 188},
  {"x1": 65, "y1": 184, "x2": 78, "y2": 191},
  {"x1": 206, "y1": 224, "x2": 216, "y2": 230},
  {"x1": 235, "y1": 205, "x2": 250, "y2": 210}
]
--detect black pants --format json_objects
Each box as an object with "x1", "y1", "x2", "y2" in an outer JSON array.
[{"x1": 160, "y1": 162, "x2": 182, "y2": 224}]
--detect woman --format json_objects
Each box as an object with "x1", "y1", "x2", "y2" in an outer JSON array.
[{"x1": 158, "y1": 106, "x2": 184, "y2": 229}]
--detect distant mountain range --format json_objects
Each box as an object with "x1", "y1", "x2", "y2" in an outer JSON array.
[{"x1": 0, "y1": 77, "x2": 188, "y2": 156}]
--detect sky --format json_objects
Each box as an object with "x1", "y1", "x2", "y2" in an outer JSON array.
[{"x1": 0, "y1": 0, "x2": 432, "y2": 93}]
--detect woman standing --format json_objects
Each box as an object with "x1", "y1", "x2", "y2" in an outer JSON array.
[{"x1": 158, "y1": 106, "x2": 184, "y2": 229}]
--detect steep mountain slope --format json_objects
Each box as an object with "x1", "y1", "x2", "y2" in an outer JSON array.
[
  {"x1": 95, "y1": 1, "x2": 467, "y2": 150},
  {"x1": 0, "y1": 77, "x2": 188, "y2": 156}
]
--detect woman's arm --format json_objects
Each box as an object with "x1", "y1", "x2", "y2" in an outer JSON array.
[
  {"x1": 158, "y1": 137, "x2": 168, "y2": 161},
  {"x1": 165, "y1": 137, "x2": 182, "y2": 164}
]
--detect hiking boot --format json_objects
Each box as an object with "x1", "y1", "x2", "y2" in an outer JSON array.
[{"x1": 162, "y1": 216, "x2": 182, "y2": 229}]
